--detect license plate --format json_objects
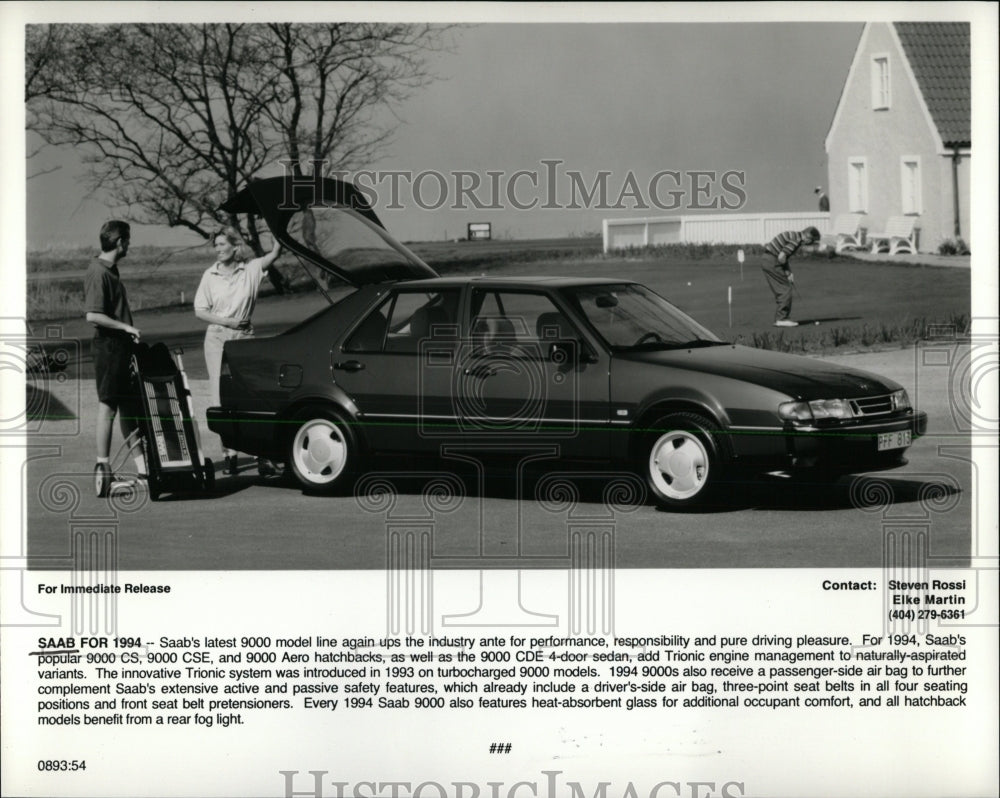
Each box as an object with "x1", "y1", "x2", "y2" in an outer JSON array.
[{"x1": 877, "y1": 430, "x2": 911, "y2": 451}]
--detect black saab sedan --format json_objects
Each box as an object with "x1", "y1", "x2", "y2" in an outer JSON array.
[{"x1": 207, "y1": 177, "x2": 927, "y2": 508}]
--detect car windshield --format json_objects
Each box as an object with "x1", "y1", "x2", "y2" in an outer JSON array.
[
  {"x1": 567, "y1": 284, "x2": 725, "y2": 350},
  {"x1": 285, "y1": 205, "x2": 426, "y2": 276}
]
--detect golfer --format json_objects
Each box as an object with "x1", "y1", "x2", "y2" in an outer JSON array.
[
  {"x1": 761, "y1": 226, "x2": 820, "y2": 327},
  {"x1": 194, "y1": 227, "x2": 281, "y2": 474}
]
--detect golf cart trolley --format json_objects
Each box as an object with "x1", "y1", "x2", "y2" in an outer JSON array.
[{"x1": 94, "y1": 342, "x2": 214, "y2": 501}]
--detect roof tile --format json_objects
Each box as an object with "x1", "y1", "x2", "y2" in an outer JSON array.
[{"x1": 894, "y1": 22, "x2": 971, "y2": 146}]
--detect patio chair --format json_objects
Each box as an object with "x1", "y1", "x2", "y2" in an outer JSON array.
[
  {"x1": 868, "y1": 216, "x2": 918, "y2": 255},
  {"x1": 831, "y1": 213, "x2": 866, "y2": 254}
]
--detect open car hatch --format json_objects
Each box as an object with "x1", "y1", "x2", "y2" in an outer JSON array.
[{"x1": 219, "y1": 176, "x2": 439, "y2": 287}]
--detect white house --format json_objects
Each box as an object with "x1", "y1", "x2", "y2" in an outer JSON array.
[{"x1": 825, "y1": 22, "x2": 971, "y2": 251}]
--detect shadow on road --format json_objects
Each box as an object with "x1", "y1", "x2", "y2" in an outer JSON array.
[
  {"x1": 727, "y1": 473, "x2": 963, "y2": 513},
  {"x1": 25, "y1": 385, "x2": 78, "y2": 423},
  {"x1": 154, "y1": 478, "x2": 254, "y2": 501},
  {"x1": 246, "y1": 454, "x2": 962, "y2": 516},
  {"x1": 794, "y1": 316, "x2": 863, "y2": 325}
]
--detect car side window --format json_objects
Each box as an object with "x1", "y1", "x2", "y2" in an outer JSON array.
[
  {"x1": 345, "y1": 289, "x2": 459, "y2": 355},
  {"x1": 469, "y1": 290, "x2": 576, "y2": 358},
  {"x1": 343, "y1": 295, "x2": 391, "y2": 353}
]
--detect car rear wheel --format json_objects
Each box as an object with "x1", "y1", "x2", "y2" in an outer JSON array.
[
  {"x1": 643, "y1": 413, "x2": 722, "y2": 508},
  {"x1": 287, "y1": 408, "x2": 355, "y2": 494}
]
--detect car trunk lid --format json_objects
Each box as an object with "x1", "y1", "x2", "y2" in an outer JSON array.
[{"x1": 220, "y1": 176, "x2": 439, "y2": 287}]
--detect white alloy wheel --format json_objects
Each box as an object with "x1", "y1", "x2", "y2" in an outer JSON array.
[
  {"x1": 291, "y1": 417, "x2": 348, "y2": 487},
  {"x1": 648, "y1": 429, "x2": 710, "y2": 501}
]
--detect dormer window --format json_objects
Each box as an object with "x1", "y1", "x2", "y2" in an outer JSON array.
[{"x1": 871, "y1": 54, "x2": 891, "y2": 110}]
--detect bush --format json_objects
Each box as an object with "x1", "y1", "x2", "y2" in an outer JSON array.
[
  {"x1": 734, "y1": 312, "x2": 969, "y2": 355},
  {"x1": 937, "y1": 237, "x2": 970, "y2": 255},
  {"x1": 609, "y1": 242, "x2": 759, "y2": 261},
  {"x1": 604, "y1": 241, "x2": 857, "y2": 262}
]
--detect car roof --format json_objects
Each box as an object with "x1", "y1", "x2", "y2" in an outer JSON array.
[{"x1": 388, "y1": 276, "x2": 639, "y2": 289}]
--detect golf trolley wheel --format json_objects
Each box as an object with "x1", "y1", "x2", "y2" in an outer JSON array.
[
  {"x1": 94, "y1": 462, "x2": 111, "y2": 498},
  {"x1": 203, "y1": 458, "x2": 215, "y2": 492}
]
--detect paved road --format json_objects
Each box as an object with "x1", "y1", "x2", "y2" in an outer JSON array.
[{"x1": 23, "y1": 346, "x2": 973, "y2": 570}]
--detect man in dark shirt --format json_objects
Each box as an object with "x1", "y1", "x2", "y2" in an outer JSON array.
[
  {"x1": 761, "y1": 226, "x2": 820, "y2": 327},
  {"x1": 84, "y1": 220, "x2": 144, "y2": 480}
]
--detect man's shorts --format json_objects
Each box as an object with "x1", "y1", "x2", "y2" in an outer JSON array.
[{"x1": 92, "y1": 335, "x2": 134, "y2": 409}]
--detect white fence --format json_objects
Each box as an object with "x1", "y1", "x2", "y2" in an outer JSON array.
[{"x1": 603, "y1": 212, "x2": 831, "y2": 252}]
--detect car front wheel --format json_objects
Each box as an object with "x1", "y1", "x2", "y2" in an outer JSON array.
[
  {"x1": 643, "y1": 412, "x2": 722, "y2": 508},
  {"x1": 287, "y1": 408, "x2": 356, "y2": 494}
]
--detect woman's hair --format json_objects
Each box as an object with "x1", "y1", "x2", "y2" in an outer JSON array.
[
  {"x1": 213, "y1": 226, "x2": 244, "y2": 247},
  {"x1": 212, "y1": 226, "x2": 247, "y2": 259}
]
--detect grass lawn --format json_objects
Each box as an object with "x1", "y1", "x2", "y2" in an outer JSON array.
[
  {"x1": 27, "y1": 243, "x2": 969, "y2": 354},
  {"x1": 433, "y1": 250, "x2": 970, "y2": 353}
]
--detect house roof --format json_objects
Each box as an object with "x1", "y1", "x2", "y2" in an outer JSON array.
[{"x1": 893, "y1": 22, "x2": 971, "y2": 147}]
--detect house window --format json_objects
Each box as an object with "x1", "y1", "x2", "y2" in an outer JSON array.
[
  {"x1": 847, "y1": 158, "x2": 868, "y2": 213},
  {"x1": 871, "y1": 54, "x2": 890, "y2": 110},
  {"x1": 901, "y1": 157, "x2": 922, "y2": 215}
]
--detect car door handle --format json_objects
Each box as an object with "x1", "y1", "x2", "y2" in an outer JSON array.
[
  {"x1": 334, "y1": 360, "x2": 365, "y2": 372},
  {"x1": 464, "y1": 365, "x2": 497, "y2": 378}
]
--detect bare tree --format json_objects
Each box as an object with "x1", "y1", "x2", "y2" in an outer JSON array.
[
  {"x1": 27, "y1": 24, "x2": 281, "y2": 239},
  {"x1": 26, "y1": 23, "x2": 455, "y2": 248},
  {"x1": 260, "y1": 23, "x2": 450, "y2": 178},
  {"x1": 24, "y1": 24, "x2": 80, "y2": 177}
]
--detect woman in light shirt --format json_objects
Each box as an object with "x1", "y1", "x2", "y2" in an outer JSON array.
[{"x1": 194, "y1": 226, "x2": 282, "y2": 474}]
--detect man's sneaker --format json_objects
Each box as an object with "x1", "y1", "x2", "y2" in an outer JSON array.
[
  {"x1": 256, "y1": 457, "x2": 280, "y2": 477},
  {"x1": 774, "y1": 319, "x2": 799, "y2": 327}
]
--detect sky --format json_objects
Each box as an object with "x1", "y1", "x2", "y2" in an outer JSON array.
[
  {"x1": 13, "y1": 10, "x2": 866, "y2": 250},
  {"x1": 2, "y1": 3, "x2": 994, "y2": 251}
]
